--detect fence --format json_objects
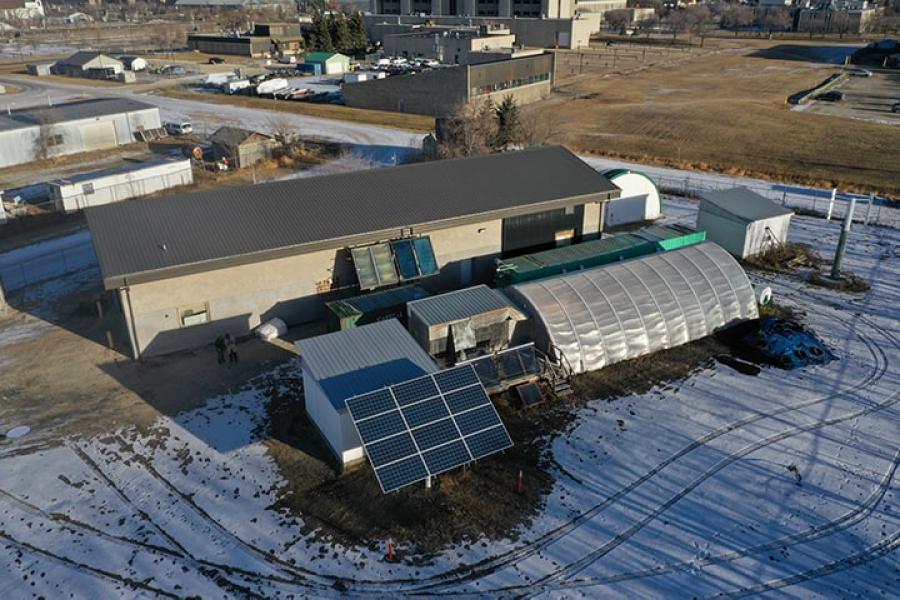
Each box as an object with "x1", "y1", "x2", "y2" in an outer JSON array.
[
  {"x1": 654, "y1": 174, "x2": 899, "y2": 229},
  {"x1": 0, "y1": 240, "x2": 97, "y2": 293}
]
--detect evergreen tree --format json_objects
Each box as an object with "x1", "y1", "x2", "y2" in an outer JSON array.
[
  {"x1": 310, "y1": 12, "x2": 333, "y2": 52},
  {"x1": 348, "y1": 12, "x2": 369, "y2": 55},
  {"x1": 332, "y1": 14, "x2": 353, "y2": 54},
  {"x1": 494, "y1": 96, "x2": 522, "y2": 149}
]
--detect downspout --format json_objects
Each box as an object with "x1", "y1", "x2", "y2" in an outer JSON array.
[{"x1": 122, "y1": 285, "x2": 141, "y2": 359}]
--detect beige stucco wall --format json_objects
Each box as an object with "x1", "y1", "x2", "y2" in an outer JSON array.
[{"x1": 122, "y1": 218, "x2": 504, "y2": 357}]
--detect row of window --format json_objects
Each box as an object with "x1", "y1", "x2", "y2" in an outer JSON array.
[{"x1": 471, "y1": 71, "x2": 550, "y2": 97}]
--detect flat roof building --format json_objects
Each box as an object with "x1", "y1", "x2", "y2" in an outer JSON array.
[
  {"x1": 86, "y1": 147, "x2": 619, "y2": 358},
  {"x1": 343, "y1": 53, "x2": 553, "y2": 116},
  {"x1": 698, "y1": 187, "x2": 794, "y2": 259}
]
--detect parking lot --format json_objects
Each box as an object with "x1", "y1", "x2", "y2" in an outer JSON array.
[{"x1": 802, "y1": 70, "x2": 900, "y2": 125}]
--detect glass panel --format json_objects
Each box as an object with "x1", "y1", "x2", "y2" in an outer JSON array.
[
  {"x1": 370, "y1": 244, "x2": 399, "y2": 286},
  {"x1": 414, "y1": 237, "x2": 439, "y2": 275},
  {"x1": 351, "y1": 246, "x2": 379, "y2": 290},
  {"x1": 391, "y1": 240, "x2": 420, "y2": 280}
]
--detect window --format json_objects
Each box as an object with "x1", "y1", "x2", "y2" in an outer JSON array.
[
  {"x1": 179, "y1": 303, "x2": 210, "y2": 327},
  {"x1": 47, "y1": 134, "x2": 64, "y2": 147}
]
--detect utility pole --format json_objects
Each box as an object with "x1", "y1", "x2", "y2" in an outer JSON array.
[{"x1": 830, "y1": 197, "x2": 856, "y2": 280}]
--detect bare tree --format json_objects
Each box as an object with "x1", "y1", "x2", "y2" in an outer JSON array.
[
  {"x1": 685, "y1": 5, "x2": 715, "y2": 47},
  {"x1": 436, "y1": 101, "x2": 497, "y2": 159},
  {"x1": 520, "y1": 107, "x2": 570, "y2": 147},
  {"x1": 267, "y1": 114, "x2": 301, "y2": 147},
  {"x1": 605, "y1": 10, "x2": 633, "y2": 35},
  {"x1": 667, "y1": 9, "x2": 691, "y2": 42},
  {"x1": 31, "y1": 109, "x2": 62, "y2": 162},
  {"x1": 764, "y1": 7, "x2": 793, "y2": 37}
]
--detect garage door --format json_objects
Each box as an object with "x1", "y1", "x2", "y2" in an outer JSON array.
[{"x1": 79, "y1": 121, "x2": 117, "y2": 151}]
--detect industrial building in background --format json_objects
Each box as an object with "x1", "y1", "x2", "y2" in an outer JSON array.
[
  {"x1": 85, "y1": 147, "x2": 619, "y2": 358},
  {"x1": 0, "y1": 98, "x2": 162, "y2": 169},
  {"x1": 51, "y1": 51, "x2": 125, "y2": 79},
  {"x1": 343, "y1": 53, "x2": 553, "y2": 116},
  {"x1": 187, "y1": 22, "x2": 303, "y2": 57},
  {"x1": 364, "y1": 0, "x2": 629, "y2": 49},
  {"x1": 697, "y1": 187, "x2": 794, "y2": 259},
  {"x1": 208, "y1": 127, "x2": 280, "y2": 169},
  {"x1": 382, "y1": 26, "x2": 529, "y2": 65}
]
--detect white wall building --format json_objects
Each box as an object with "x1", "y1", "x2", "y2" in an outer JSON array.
[
  {"x1": 296, "y1": 319, "x2": 438, "y2": 469},
  {"x1": 50, "y1": 159, "x2": 193, "y2": 214},
  {"x1": 0, "y1": 0, "x2": 44, "y2": 20},
  {"x1": 602, "y1": 169, "x2": 662, "y2": 228},
  {"x1": 697, "y1": 187, "x2": 794, "y2": 259}
]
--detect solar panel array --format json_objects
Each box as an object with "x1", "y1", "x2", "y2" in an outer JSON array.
[
  {"x1": 345, "y1": 365, "x2": 513, "y2": 493},
  {"x1": 351, "y1": 236, "x2": 440, "y2": 291}
]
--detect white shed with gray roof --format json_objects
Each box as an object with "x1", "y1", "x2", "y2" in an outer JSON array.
[
  {"x1": 407, "y1": 284, "x2": 526, "y2": 364},
  {"x1": 697, "y1": 187, "x2": 794, "y2": 258},
  {"x1": 295, "y1": 319, "x2": 437, "y2": 468}
]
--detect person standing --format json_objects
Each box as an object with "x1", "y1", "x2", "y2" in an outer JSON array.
[
  {"x1": 214, "y1": 335, "x2": 226, "y2": 365},
  {"x1": 225, "y1": 333, "x2": 238, "y2": 364}
]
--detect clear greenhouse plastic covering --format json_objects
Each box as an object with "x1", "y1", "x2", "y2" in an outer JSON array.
[{"x1": 506, "y1": 242, "x2": 759, "y2": 374}]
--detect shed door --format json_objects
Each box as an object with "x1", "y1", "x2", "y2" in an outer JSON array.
[{"x1": 79, "y1": 121, "x2": 117, "y2": 151}]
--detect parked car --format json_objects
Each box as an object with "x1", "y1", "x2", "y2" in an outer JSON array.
[
  {"x1": 208, "y1": 57, "x2": 225, "y2": 64},
  {"x1": 848, "y1": 68, "x2": 872, "y2": 77},
  {"x1": 816, "y1": 90, "x2": 844, "y2": 102},
  {"x1": 893, "y1": 101, "x2": 900, "y2": 113},
  {"x1": 164, "y1": 121, "x2": 193, "y2": 135}
]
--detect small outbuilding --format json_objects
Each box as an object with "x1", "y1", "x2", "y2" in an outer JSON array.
[
  {"x1": 296, "y1": 319, "x2": 438, "y2": 469},
  {"x1": 602, "y1": 169, "x2": 662, "y2": 228},
  {"x1": 49, "y1": 159, "x2": 193, "y2": 213},
  {"x1": 52, "y1": 51, "x2": 124, "y2": 78},
  {"x1": 406, "y1": 284, "x2": 526, "y2": 365},
  {"x1": 208, "y1": 126, "x2": 280, "y2": 169},
  {"x1": 304, "y1": 51, "x2": 350, "y2": 75},
  {"x1": 697, "y1": 187, "x2": 793, "y2": 258},
  {"x1": 506, "y1": 242, "x2": 759, "y2": 374},
  {"x1": 119, "y1": 55, "x2": 148, "y2": 71}
]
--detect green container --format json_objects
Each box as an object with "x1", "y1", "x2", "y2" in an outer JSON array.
[
  {"x1": 495, "y1": 224, "x2": 706, "y2": 287},
  {"x1": 325, "y1": 285, "x2": 431, "y2": 331}
]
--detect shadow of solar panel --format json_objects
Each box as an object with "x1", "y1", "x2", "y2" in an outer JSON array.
[
  {"x1": 345, "y1": 389, "x2": 396, "y2": 421},
  {"x1": 422, "y1": 440, "x2": 471, "y2": 475},
  {"x1": 444, "y1": 386, "x2": 490, "y2": 414},
  {"x1": 465, "y1": 426, "x2": 513, "y2": 460},
  {"x1": 401, "y1": 397, "x2": 449, "y2": 429},
  {"x1": 367, "y1": 432, "x2": 418, "y2": 468},
  {"x1": 375, "y1": 455, "x2": 429, "y2": 493},
  {"x1": 392, "y1": 376, "x2": 439, "y2": 406},
  {"x1": 470, "y1": 356, "x2": 501, "y2": 388},
  {"x1": 357, "y1": 410, "x2": 406, "y2": 444},
  {"x1": 453, "y1": 405, "x2": 502, "y2": 436},
  {"x1": 498, "y1": 351, "x2": 525, "y2": 380},
  {"x1": 411, "y1": 418, "x2": 459, "y2": 451},
  {"x1": 433, "y1": 365, "x2": 480, "y2": 393}
]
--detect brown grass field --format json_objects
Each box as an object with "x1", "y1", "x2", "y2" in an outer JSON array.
[
  {"x1": 159, "y1": 87, "x2": 436, "y2": 132},
  {"x1": 540, "y1": 40, "x2": 900, "y2": 197}
]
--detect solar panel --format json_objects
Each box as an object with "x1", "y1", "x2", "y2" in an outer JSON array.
[
  {"x1": 391, "y1": 239, "x2": 420, "y2": 280},
  {"x1": 413, "y1": 237, "x2": 439, "y2": 275},
  {"x1": 345, "y1": 364, "x2": 513, "y2": 494}
]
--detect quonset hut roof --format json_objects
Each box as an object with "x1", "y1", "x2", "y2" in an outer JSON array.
[{"x1": 506, "y1": 242, "x2": 759, "y2": 374}]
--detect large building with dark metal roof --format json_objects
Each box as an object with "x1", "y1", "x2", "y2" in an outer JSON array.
[
  {"x1": 86, "y1": 146, "x2": 619, "y2": 358},
  {"x1": 0, "y1": 98, "x2": 161, "y2": 168}
]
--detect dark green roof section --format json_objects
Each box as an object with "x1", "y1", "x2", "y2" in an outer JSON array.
[
  {"x1": 325, "y1": 285, "x2": 431, "y2": 331},
  {"x1": 495, "y1": 224, "x2": 706, "y2": 286}
]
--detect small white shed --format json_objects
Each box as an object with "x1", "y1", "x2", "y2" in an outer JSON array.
[
  {"x1": 49, "y1": 159, "x2": 193, "y2": 213},
  {"x1": 602, "y1": 169, "x2": 662, "y2": 228},
  {"x1": 295, "y1": 319, "x2": 437, "y2": 469},
  {"x1": 697, "y1": 187, "x2": 794, "y2": 258}
]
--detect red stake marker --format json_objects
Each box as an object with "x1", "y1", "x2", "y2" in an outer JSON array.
[
  {"x1": 516, "y1": 470, "x2": 525, "y2": 494},
  {"x1": 387, "y1": 537, "x2": 395, "y2": 562}
]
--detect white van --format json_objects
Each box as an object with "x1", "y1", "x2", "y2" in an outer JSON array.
[{"x1": 164, "y1": 121, "x2": 193, "y2": 135}]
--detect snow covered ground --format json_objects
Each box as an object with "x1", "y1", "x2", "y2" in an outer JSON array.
[{"x1": 1, "y1": 198, "x2": 897, "y2": 598}]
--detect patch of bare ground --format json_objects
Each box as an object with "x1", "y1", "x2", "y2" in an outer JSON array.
[{"x1": 541, "y1": 40, "x2": 900, "y2": 197}]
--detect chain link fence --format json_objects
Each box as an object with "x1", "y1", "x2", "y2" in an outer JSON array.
[
  {"x1": 0, "y1": 240, "x2": 97, "y2": 293},
  {"x1": 654, "y1": 174, "x2": 899, "y2": 229}
]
